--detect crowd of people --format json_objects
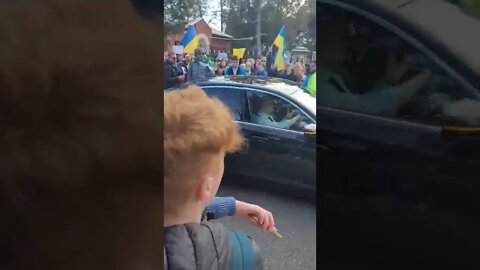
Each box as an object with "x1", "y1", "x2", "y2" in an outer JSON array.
[{"x1": 164, "y1": 46, "x2": 317, "y2": 96}]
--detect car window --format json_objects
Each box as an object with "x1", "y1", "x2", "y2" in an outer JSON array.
[
  {"x1": 246, "y1": 90, "x2": 314, "y2": 132},
  {"x1": 317, "y1": 4, "x2": 480, "y2": 127},
  {"x1": 203, "y1": 87, "x2": 244, "y2": 121}
]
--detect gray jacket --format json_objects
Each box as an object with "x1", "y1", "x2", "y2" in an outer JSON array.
[
  {"x1": 187, "y1": 60, "x2": 215, "y2": 82},
  {"x1": 164, "y1": 221, "x2": 263, "y2": 270}
]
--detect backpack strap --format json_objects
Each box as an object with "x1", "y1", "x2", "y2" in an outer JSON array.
[
  {"x1": 227, "y1": 230, "x2": 256, "y2": 270},
  {"x1": 163, "y1": 246, "x2": 168, "y2": 270}
]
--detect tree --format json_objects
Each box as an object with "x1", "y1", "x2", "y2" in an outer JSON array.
[
  {"x1": 195, "y1": 0, "x2": 209, "y2": 18},
  {"x1": 223, "y1": 0, "x2": 316, "y2": 53},
  {"x1": 164, "y1": 0, "x2": 196, "y2": 35}
]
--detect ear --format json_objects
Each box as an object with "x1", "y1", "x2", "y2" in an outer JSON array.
[{"x1": 195, "y1": 176, "x2": 215, "y2": 205}]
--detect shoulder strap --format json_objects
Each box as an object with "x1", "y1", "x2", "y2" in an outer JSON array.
[
  {"x1": 227, "y1": 230, "x2": 255, "y2": 270},
  {"x1": 164, "y1": 246, "x2": 168, "y2": 270}
]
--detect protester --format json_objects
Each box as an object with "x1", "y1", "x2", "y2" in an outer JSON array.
[
  {"x1": 296, "y1": 56, "x2": 306, "y2": 74},
  {"x1": 305, "y1": 64, "x2": 311, "y2": 76},
  {"x1": 254, "y1": 58, "x2": 262, "y2": 73},
  {"x1": 216, "y1": 61, "x2": 226, "y2": 75},
  {"x1": 294, "y1": 62, "x2": 305, "y2": 84},
  {"x1": 247, "y1": 58, "x2": 256, "y2": 71},
  {"x1": 304, "y1": 61, "x2": 316, "y2": 87},
  {"x1": 225, "y1": 55, "x2": 247, "y2": 75},
  {"x1": 164, "y1": 52, "x2": 185, "y2": 88},
  {"x1": 260, "y1": 56, "x2": 268, "y2": 70},
  {"x1": 245, "y1": 61, "x2": 253, "y2": 75},
  {"x1": 255, "y1": 64, "x2": 268, "y2": 77},
  {"x1": 175, "y1": 54, "x2": 186, "y2": 76},
  {"x1": 268, "y1": 63, "x2": 280, "y2": 78},
  {"x1": 305, "y1": 61, "x2": 317, "y2": 96},
  {"x1": 282, "y1": 63, "x2": 297, "y2": 82},
  {"x1": 184, "y1": 53, "x2": 192, "y2": 65},
  {"x1": 307, "y1": 71, "x2": 316, "y2": 96},
  {"x1": 187, "y1": 47, "x2": 215, "y2": 82},
  {"x1": 164, "y1": 86, "x2": 263, "y2": 269},
  {"x1": 0, "y1": 0, "x2": 164, "y2": 269}
]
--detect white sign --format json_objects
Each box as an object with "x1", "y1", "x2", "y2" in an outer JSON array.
[
  {"x1": 172, "y1": 45, "x2": 184, "y2": 55},
  {"x1": 217, "y1": 53, "x2": 228, "y2": 60}
]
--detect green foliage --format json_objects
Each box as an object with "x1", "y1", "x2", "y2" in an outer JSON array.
[
  {"x1": 164, "y1": 0, "x2": 210, "y2": 35},
  {"x1": 164, "y1": 0, "x2": 316, "y2": 52},
  {"x1": 223, "y1": 0, "x2": 315, "y2": 51}
]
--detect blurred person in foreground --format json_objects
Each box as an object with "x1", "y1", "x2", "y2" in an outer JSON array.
[
  {"x1": 164, "y1": 86, "x2": 263, "y2": 269},
  {"x1": 0, "y1": 0, "x2": 163, "y2": 269}
]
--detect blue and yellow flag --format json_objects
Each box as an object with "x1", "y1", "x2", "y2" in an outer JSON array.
[
  {"x1": 181, "y1": 25, "x2": 199, "y2": 54},
  {"x1": 272, "y1": 26, "x2": 286, "y2": 71}
]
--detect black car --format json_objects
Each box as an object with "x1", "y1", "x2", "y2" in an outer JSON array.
[
  {"x1": 317, "y1": 0, "x2": 480, "y2": 269},
  {"x1": 167, "y1": 76, "x2": 317, "y2": 196}
]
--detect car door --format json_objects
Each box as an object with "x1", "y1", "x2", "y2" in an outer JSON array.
[
  {"x1": 317, "y1": 1, "x2": 480, "y2": 269},
  {"x1": 241, "y1": 87, "x2": 317, "y2": 193},
  {"x1": 200, "y1": 85, "x2": 250, "y2": 178}
]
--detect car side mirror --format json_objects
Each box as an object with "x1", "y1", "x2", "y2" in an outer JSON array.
[{"x1": 303, "y1": 124, "x2": 316, "y2": 135}]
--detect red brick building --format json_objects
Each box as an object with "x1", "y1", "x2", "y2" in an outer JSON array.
[{"x1": 164, "y1": 18, "x2": 233, "y2": 55}]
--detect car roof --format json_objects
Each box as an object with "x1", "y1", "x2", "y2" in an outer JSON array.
[
  {"x1": 330, "y1": 0, "x2": 480, "y2": 82},
  {"x1": 194, "y1": 76, "x2": 308, "y2": 96}
]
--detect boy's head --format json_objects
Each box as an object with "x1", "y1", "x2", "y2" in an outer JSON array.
[{"x1": 164, "y1": 86, "x2": 243, "y2": 222}]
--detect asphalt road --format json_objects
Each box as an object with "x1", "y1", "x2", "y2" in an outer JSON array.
[{"x1": 217, "y1": 183, "x2": 317, "y2": 270}]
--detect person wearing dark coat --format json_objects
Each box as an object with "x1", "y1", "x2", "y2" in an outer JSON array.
[{"x1": 164, "y1": 52, "x2": 185, "y2": 89}]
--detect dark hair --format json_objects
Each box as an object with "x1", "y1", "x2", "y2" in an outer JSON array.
[{"x1": 231, "y1": 55, "x2": 239, "y2": 61}]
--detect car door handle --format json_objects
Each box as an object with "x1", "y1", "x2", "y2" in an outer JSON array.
[{"x1": 252, "y1": 135, "x2": 269, "y2": 141}]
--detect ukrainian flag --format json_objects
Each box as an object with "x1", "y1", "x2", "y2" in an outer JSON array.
[
  {"x1": 181, "y1": 25, "x2": 199, "y2": 54},
  {"x1": 272, "y1": 26, "x2": 286, "y2": 71}
]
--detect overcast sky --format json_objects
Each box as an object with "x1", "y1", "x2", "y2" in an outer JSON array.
[{"x1": 203, "y1": 0, "x2": 221, "y2": 30}]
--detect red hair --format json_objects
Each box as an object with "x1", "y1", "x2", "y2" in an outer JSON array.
[{"x1": 164, "y1": 86, "x2": 243, "y2": 213}]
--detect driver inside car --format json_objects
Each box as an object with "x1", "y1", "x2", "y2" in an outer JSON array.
[
  {"x1": 254, "y1": 96, "x2": 301, "y2": 129},
  {"x1": 317, "y1": 21, "x2": 432, "y2": 118}
]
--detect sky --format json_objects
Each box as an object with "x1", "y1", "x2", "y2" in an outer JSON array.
[{"x1": 204, "y1": 0, "x2": 221, "y2": 30}]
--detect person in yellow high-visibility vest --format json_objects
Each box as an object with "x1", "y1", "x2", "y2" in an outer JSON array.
[{"x1": 307, "y1": 71, "x2": 316, "y2": 96}]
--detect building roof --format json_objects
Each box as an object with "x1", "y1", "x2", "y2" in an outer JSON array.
[
  {"x1": 211, "y1": 28, "x2": 233, "y2": 39},
  {"x1": 184, "y1": 18, "x2": 233, "y2": 39},
  {"x1": 185, "y1": 18, "x2": 203, "y2": 29}
]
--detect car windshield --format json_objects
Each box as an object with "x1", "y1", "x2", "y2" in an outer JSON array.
[{"x1": 289, "y1": 88, "x2": 317, "y2": 117}]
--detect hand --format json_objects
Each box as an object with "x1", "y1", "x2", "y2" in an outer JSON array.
[
  {"x1": 291, "y1": 114, "x2": 301, "y2": 123},
  {"x1": 178, "y1": 75, "x2": 185, "y2": 83},
  {"x1": 286, "y1": 109, "x2": 295, "y2": 118},
  {"x1": 235, "y1": 200, "x2": 275, "y2": 232}
]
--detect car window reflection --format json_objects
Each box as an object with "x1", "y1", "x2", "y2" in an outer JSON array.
[{"x1": 247, "y1": 91, "x2": 314, "y2": 131}]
